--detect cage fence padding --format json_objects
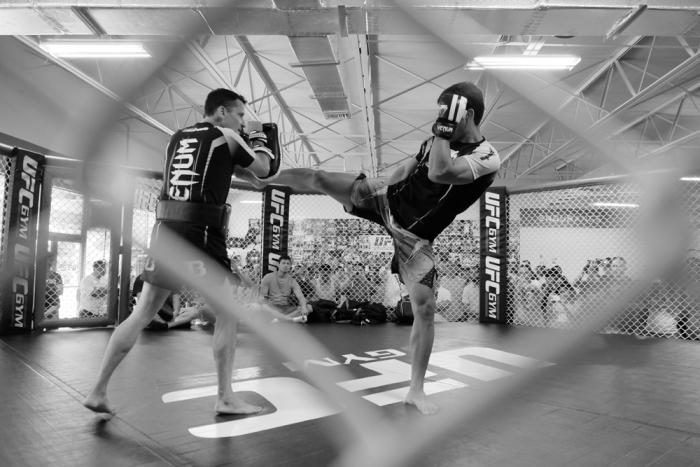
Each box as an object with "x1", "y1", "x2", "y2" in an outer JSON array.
[{"x1": 507, "y1": 181, "x2": 700, "y2": 340}]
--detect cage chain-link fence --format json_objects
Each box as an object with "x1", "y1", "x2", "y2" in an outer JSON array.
[
  {"x1": 285, "y1": 195, "x2": 480, "y2": 322},
  {"x1": 0, "y1": 155, "x2": 14, "y2": 315},
  {"x1": 507, "y1": 181, "x2": 700, "y2": 340},
  {"x1": 44, "y1": 179, "x2": 84, "y2": 319}
]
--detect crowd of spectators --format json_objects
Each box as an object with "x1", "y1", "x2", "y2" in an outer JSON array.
[{"x1": 509, "y1": 256, "x2": 700, "y2": 339}]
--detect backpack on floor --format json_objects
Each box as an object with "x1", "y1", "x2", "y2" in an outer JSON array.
[
  {"x1": 352, "y1": 302, "x2": 388, "y2": 325},
  {"x1": 308, "y1": 299, "x2": 336, "y2": 323}
]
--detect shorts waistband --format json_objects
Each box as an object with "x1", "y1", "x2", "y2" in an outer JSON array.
[{"x1": 156, "y1": 200, "x2": 231, "y2": 229}]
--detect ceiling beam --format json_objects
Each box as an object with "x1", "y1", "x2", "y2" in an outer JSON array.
[
  {"x1": 4, "y1": 3, "x2": 700, "y2": 36},
  {"x1": 501, "y1": 36, "x2": 642, "y2": 164},
  {"x1": 14, "y1": 35, "x2": 173, "y2": 135},
  {"x1": 235, "y1": 35, "x2": 319, "y2": 165},
  {"x1": 518, "y1": 48, "x2": 700, "y2": 176}
]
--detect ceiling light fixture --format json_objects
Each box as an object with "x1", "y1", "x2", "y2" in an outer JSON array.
[
  {"x1": 591, "y1": 202, "x2": 639, "y2": 208},
  {"x1": 39, "y1": 41, "x2": 150, "y2": 58},
  {"x1": 680, "y1": 176, "x2": 700, "y2": 182},
  {"x1": 465, "y1": 55, "x2": 581, "y2": 70}
]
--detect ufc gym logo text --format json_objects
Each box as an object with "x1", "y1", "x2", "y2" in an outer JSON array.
[
  {"x1": 484, "y1": 191, "x2": 502, "y2": 320},
  {"x1": 12, "y1": 156, "x2": 40, "y2": 327},
  {"x1": 162, "y1": 346, "x2": 552, "y2": 438},
  {"x1": 264, "y1": 188, "x2": 288, "y2": 272}
]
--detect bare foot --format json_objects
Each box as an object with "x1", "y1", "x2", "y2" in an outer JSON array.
[
  {"x1": 215, "y1": 396, "x2": 262, "y2": 415},
  {"x1": 83, "y1": 392, "x2": 116, "y2": 416},
  {"x1": 404, "y1": 390, "x2": 439, "y2": 415}
]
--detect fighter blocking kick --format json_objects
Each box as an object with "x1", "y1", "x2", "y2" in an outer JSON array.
[
  {"x1": 84, "y1": 89, "x2": 281, "y2": 416},
  {"x1": 247, "y1": 81, "x2": 501, "y2": 414}
]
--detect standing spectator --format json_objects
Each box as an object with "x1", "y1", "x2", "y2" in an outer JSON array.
[
  {"x1": 44, "y1": 255, "x2": 64, "y2": 319},
  {"x1": 79, "y1": 260, "x2": 108, "y2": 318}
]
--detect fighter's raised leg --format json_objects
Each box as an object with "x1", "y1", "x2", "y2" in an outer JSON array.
[{"x1": 244, "y1": 168, "x2": 358, "y2": 211}]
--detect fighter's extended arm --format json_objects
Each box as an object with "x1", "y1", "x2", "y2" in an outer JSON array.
[{"x1": 224, "y1": 128, "x2": 281, "y2": 180}]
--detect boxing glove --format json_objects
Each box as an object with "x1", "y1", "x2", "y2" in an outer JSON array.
[
  {"x1": 248, "y1": 130, "x2": 268, "y2": 148},
  {"x1": 432, "y1": 92, "x2": 469, "y2": 140}
]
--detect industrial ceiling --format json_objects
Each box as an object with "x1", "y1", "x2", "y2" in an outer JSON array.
[{"x1": 1, "y1": 1, "x2": 699, "y2": 187}]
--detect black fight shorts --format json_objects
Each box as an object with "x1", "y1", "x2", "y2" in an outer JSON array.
[{"x1": 141, "y1": 221, "x2": 239, "y2": 291}]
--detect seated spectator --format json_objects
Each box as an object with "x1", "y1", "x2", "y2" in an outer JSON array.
[
  {"x1": 145, "y1": 292, "x2": 183, "y2": 330},
  {"x1": 260, "y1": 255, "x2": 311, "y2": 323},
  {"x1": 293, "y1": 263, "x2": 315, "y2": 300},
  {"x1": 44, "y1": 255, "x2": 63, "y2": 319},
  {"x1": 338, "y1": 261, "x2": 375, "y2": 307},
  {"x1": 540, "y1": 265, "x2": 572, "y2": 325},
  {"x1": 312, "y1": 263, "x2": 338, "y2": 302},
  {"x1": 434, "y1": 276, "x2": 453, "y2": 316},
  {"x1": 461, "y1": 271, "x2": 479, "y2": 321},
  {"x1": 677, "y1": 256, "x2": 700, "y2": 340},
  {"x1": 78, "y1": 260, "x2": 108, "y2": 318},
  {"x1": 511, "y1": 263, "x2": 542, "y2": 326},
  {"x1": 442, "y1": 264, "x2": 467, "y2": 317},
  {"x1": 573, "y1": 260, "x2": 601, "y2": 296}
]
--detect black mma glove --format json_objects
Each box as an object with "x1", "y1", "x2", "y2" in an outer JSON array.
[{"x1": 432, "y1": 92, "x2": 469, "y2": 140}]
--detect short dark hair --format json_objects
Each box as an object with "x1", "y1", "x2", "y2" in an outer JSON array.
[
  {"x1": 93, "y1": 260, "x2": 106, "y2": 269},
  {"x1": 279, "y1": 255, "x2": 292, "y2": 263},
  {"x1": 204, "y1": 88, "x2": 247, "y2": 116},
  {"x1": 440, "y1": 82, "x2": 485, "y2": 126}
]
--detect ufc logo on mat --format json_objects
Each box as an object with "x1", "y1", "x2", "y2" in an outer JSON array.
[{"x1": 162, "y1": 346, "x2": 552, "y2": 438}]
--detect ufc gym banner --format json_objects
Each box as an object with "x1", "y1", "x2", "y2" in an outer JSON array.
[
  {"x1": 0, "y1": 149, "x2": 45, "y2": 334},
  {"x1": 479, "y1": 187, "x2": 507, "y2": 324},
  {"x1": 261, "y1": 186, "x2": 291, "y2": 275}
]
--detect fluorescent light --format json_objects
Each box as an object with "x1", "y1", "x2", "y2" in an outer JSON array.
[
  {"x1": 524, "y1": 39, "x2": 545, "y2": 56},
  {"x1": 465, "y1": 55, "x2": 580, "y2": 70},
  {"x1": 680, "y1": 176, "x2": 700, "y2": 182},
  {"x1": 240, "y1": 200, "x2": 263, "y2": 204},
  {"x1": 591, "y1": 202, "x2": 639, "y2": 208},
  {"x1": 39, "y1": 41, "x2": 150, "y2": 58}
]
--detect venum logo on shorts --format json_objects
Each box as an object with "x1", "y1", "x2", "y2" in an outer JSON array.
[
  {"x1": 168, "y1": 138, "x2": 200, "y2": 201},
  {"x1": 162, "y1": 346, "x2": 552, "y2": 438}
]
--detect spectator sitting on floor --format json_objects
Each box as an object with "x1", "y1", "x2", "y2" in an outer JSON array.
[
  {"x1": 461, "y1": 268, "x2": 479, "y2": 321},
  {"x1": 260, "y1": 255, "x2": 311, "y2": 323},
  {"x1": 145, "y1": 292, "x2": 183, "y2": 330},
  {"x1": 312, "y1": 263, "x2": 338, "y2": 303},
  {"x1": 78, "y1": 260, "x2": 108, "y2": 318},
  {"x1": 44, "y1": 255, "x2": 64, "y2": 319},
  {"x1": 434, "y1": 276, "x2": 452, "y2": 318},
  {"x1": 293, "y1": 263, "x2": 315, "y2": 300},
  {"x1": 338, "y1": 261, "x2": 375, "y2": 307}
]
